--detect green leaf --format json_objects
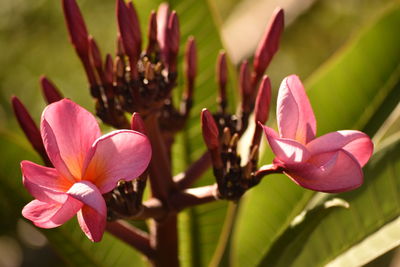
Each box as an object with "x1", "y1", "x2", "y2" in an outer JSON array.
[
  {"x1": 258, "y1": 198, "x2": 350, "y2": 267},
  {"x1": 231, "y1": 4, "x2": 400, "y2": 267}
]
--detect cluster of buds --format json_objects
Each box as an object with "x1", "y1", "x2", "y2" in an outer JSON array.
[
  {"x1": 63, "y1": 0, "x2": 194, "y2": 139},
  {"x1": 199, "y1": 9, "x2": 284, "y2": 200},
  {"x1": 13, "y1": 0, "x2": 286, "y2": 214},
  {"x1": 61, "y1": 0, "x2": 286, "y2": 204}
]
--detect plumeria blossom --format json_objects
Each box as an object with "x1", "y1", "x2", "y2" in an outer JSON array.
[
  {"x1": 260, "y1": 75, "x2": 373, "y2": 193},
  {"x1": 21, "y1": 99, "x2": 151, "y2": 241}
]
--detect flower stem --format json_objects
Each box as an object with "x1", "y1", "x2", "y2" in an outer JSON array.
[
  {"x1": 106, "y1": 220, "x2": 155, "y2": 259},
  {"x1": 144, "y1": 113, "x2": 179, "y2": 266},
  {"x1": 174, "y1": 151, "x2": 211, "y2": 189}
]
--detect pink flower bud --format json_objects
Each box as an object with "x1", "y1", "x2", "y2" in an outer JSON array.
[
  {"x1": 62, "y1": 0, "x2": 89, "y2": 57},
  {"x1": 40, "y1": 76, "x2": 63, "y2": 104},
  {"x1": 157, "y1": 3, "x2": 170, "y2": 64},
  {"x1": 201, "y1": 109, "x2": 219, "y2": 150},
  {"x1": 254, "y1": 75, "x2": 271, "y2": 124},
  {"x1": 11, "y1": 96, "x2": 47, "y2": 161},
  {"x1": 104, "y1": 54, "x2": 114, "y2": 85},
  {"x1": 168, "y1": 11, "x2": 180, "y2": 56},
  {"x1": 127, "y1": 1, "x2": 142, "y2": 55},
  {"x1": 184, "y1": 36, "x2": 197, "y2": 98},
  {"x1": 217, "y1": 51, "x2": 227, "y2": 105},
  {"x1": 239, "y1": 60, "x2": 252, "y2": 112},
  {"x1": 89, "y1": 36, "x2": 103, "y2": 70},
  {"x1": 116, "y1": 0, "x2": 139, "y2": 62},
  {"x1": 131, "y1": 112, "x2": 146, "y2": 134},
  {"x1": 146, "y1": 11, "x2": 158, "y2": 54},
  {"x1": 253, "y1": 7, "x2": 284, "y2": 79}
]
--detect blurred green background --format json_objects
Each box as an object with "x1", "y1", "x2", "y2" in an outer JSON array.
[{"x1": 1, "y1": 0, "x2": 400, "y2": 266}]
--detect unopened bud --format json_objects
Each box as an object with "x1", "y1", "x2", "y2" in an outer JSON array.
[
  {"x1": 157, "y1": 3, "x2": 170, "y2": 64},
  {"x1": 127, "y1": 1, "x2": 142, "y2": 54},
  {"x1": 201, "y1": 109, "x2": 219, "y2": 150},
  {"x1": 253, "y1": 7, "x2": 284, "y2": 79},
  {"x1": 11, "y1": 96, "x2": 49, "y2": 163},
  {"x1": 89, "y1": 36, "x2": 103, "y2": 70},
  {"x1": 40, "y1": 76, "x2": 63, "y2": 104},
  {"x1": 185, "y1": 37, "x2": 197, "y2": 83},
  {"x1": 147, "y1": 11, "x2": 158, "y2": 54},
  {"x1": 104, "y1": 54, "x2": 114, "y2": 85},
  {"x1": 117, "y1": 0, "x2": 139, "y2": 62},
  {"x1": 62, "y1": 0, "x2": 89, "y2": 57},
  {"x1": 240, "y1": 60, "x2": 251, "y2": 97},
  {"x1": 254, "y1": 75, "x2": 271, "y2": 124},
  {"x1": 131, "y1": 112, "x2": 146, "y2": 134},
  {"x1": 217, "y1": 51, "x2": 227, "y2": 111},
  {"x1": 168, "y1": 11, "x2": 180, "y2": 56}
]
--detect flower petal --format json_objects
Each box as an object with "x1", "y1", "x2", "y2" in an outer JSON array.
[
  {"x1": 277, "y1": 75, "x2": 316, "y2": 144},
  {"x1": 77, "y1": 206, "x2": 106, "y2": 242},
  {"x1": 285, "y1": 149, "x2": 363, "y2": 193},
  {"x1": 261, "y1": 124, "x2": 310, "y2": 164},
  {"x1": 66, "y1": 180, "x2": 106, "y2": 242},
  {"x1": 41, "y1": 99, "x2": 101, "y2": 180},
  {"x1": 67, "y1": 181, "x2": 106, "y2": 217},
  {"x1": 82, "y1": 130, "x2": 151, "y2": 193},
  {"x1": 307, "y1": 130, "x2": 373, "y2": 167},
  {"x1": 21, "y1": 160, "x2": 72, "y2": 203},
  {"x1": 22, "y1": 197, "x2": 82, "y2": 228}
]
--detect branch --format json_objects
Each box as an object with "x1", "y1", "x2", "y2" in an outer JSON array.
[
  {"x1": 174, "y1": 151, "x2": 211, "y2": 189},
  {"x1": 106, "y1": 220, "x2": 155, "y2": 259}
]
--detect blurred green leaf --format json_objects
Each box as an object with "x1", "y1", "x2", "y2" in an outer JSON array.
[
  {"x1": 232, "y1": 3, "x2": 400, "y2": 267},
  {"x1": 258, "y1": 198, "x2": 349, "y2": 267}
]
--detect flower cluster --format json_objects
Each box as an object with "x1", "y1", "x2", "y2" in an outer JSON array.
[{"x1": 12, "y1": 0, "x2": 373, "y2": 259}]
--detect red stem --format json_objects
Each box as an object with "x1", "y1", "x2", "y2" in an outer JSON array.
[
  {"x1": 174, "y1": 151, "x2": 211, "y2": 189},
  {"x1": 144, "y1": 113, "x2": 179, "y2": 267},
  {"x1": 106, "y1": 220, "x2": 155, "y2": 260}
]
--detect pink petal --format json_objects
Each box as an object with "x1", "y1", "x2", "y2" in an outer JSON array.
[
  {"x1": 21, "y1": 160, "x2": 72, "y2": 203},
  {"x1": 82, "y1": 130, "x2": 151, "y2": 193},
  {"x1": 261, "y1": 124, "x2": 310, "y2": 164},
  {"x1": 22, "y1": 197, "x2": 82, "y2": 228},
  {"x1": 307, "y1": 130, "x2": 373, "y2": 167},
  {"x1": 285, "y1": 149, "x2": 363, "y2": 193},
  {"x1": 41, "y1": 99, "x2": 101, "y2": 180},
  {"x1": 67, "y1": 181, "x2": 107, "y2": 217},
  {"x1": 77, "y1": 206, "x2": 106, "y2": 242},
  {"x1": 277, "y1": 75, "x2": 316, "y2": 144},
  {"x1": 67, "y1": 180, "x2": 106, "y2": 242}
]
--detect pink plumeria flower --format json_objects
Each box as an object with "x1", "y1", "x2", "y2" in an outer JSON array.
[
  {"x1": 260, "y1": 75, "x2": 373, "y2": 193},
  {"x1": 21, "y1": 99, "x2": 151, "y2": 241}
]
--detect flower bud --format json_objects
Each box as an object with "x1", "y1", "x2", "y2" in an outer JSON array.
[
  {"x1": 40, "y1": 76, "x2": 63, "y2": 104},
  {"x1": 253, "y1": 7, "x2": 284, "y2": 79},
  {"x1": 254, "y1": 75, "x2": 271, "y2": 124},
  {"x1": 11, "y1": 96, "x2": 49, "y2": 163},
  {"x1": 201, "y1": 109, "x2": 219, "y2": 150},
  {"x1": 62, "y1": 0, "x2": 89, "y2": 57},
  {"x1": 131, "y1": 112, "x2": 146, "y2": 134}
]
